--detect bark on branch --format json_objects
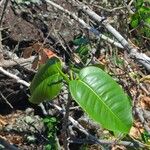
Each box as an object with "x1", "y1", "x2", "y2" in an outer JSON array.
[
  {"x1": 46, "y1": 0, "x2": 150, "y2": 72},
  {"x1": 70, "y1": 0, "x2": 150, "y2": 71},
  {"x1": 0, "y1": 56, "x2": 35, "y2": 68}
]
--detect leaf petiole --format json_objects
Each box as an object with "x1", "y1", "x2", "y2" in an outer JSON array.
[{"x1": 56, "y1": 64, "x2": 70, "y2": 84}]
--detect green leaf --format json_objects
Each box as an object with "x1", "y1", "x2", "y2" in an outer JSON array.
[
  {"x1": 130, "y1": 15, "x2": 139, "y2": 28},
  {"x1": 145, "y1": 17, "x2": 150, "y2": 24},
  {"x1": 73, "y1": 36, "x2": 89, "y2": 46},
  {"x1": 76, "y1": 45, "x2": 90, "y2": 55},
  {"x1": 30, "y1": 57, "x2": 61, "y2": 94},
  {"x1": 69, "y1": 66, "x2": 133, "y2": 134},
  {"x1": 135, "y1": 0, "x2": 144, "y2": 9},
  {"x1": 143, "y1": 27, "x2": 150, "y2": 38},
  {"x1": 29, "y1": 57, "x2": 62, "y2": 104},
  {"x1": 139, "y1": 6, "x2": 150, "y2": 14},
  {"x1": 141, "y1": 130, "x2": 150, "y2": 143}
]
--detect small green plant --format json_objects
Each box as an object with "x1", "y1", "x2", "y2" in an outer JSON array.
[
  {"x1": 71, "y1": 35, "x2": 91, "y2": 65},
  {"x1": 73, "y1": 35, "x2": 90, "y2": 56},
  {"x1": 43, "y1": 116, "x2": 59, "y2": 150},
  {"x1": 130, "y1": 0, "x2": 150, "y2": 38},
  {"x1": 29, "y1": 56, "x2": 133, "y2": 135},
  {"x1": 141, "y1": 130, "x2": 150, "y2": 144}
]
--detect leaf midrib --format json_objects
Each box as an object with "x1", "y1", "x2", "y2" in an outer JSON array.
[
  {"x1": 34, "y1": 73, "x2": 60, "y2": 92},
  {"x1": 80, "y1": 79, "x2": 128, "y2": 130}
]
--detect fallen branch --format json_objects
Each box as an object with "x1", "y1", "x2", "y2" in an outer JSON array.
[
  {"x1": 0, "y1": 56, "x2": 35, "y2": 68},
  {"x1": 70, "y1": 0, "x2": 150, "y2": 71},
  {"x1": 92, "y1": 5, "x2": 125, "y2": 13},
  {"x1": 46, "y1": 0, "x2": 123, "y2": 49},
  {"x1": 135, "y1": 107, "x2": 150, "y2": 133},
  {"x1": 0, "y1": 67, "x2": 30, "y2": 87}
]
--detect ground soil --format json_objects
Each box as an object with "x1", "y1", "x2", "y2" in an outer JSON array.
[{"x1": 0, "y1": 1, "x2": 150, "y2": 150}]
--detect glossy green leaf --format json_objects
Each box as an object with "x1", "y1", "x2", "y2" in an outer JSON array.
[
  {"x1": 29, "y1": 57, "x2": 62, "y2": 104},
  {"x1": 69, "y1": 66, "x2": 133, "y2": 134},
  {"x1": 30, "y1": 57, "x2": 61, "y2": 94}
]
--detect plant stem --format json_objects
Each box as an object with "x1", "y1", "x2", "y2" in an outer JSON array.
[
  {"x1": 56, "y1": 65, "x2": 70, "y2": 84},
  {"x1": 62, "y1": 94, "x2": 72, "y2": 150},
  {"x1": 70, "y1": 70, "x2": 74, "y2": 80}
]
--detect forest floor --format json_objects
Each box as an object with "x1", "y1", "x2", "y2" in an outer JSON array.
[{"x1": 0, "y1": 0, "x2": 150, "y2": 150}]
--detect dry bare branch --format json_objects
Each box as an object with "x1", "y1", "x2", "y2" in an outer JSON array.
[
  {"x1": 46, "y1": 0, "x2": 123, "y2": 49},
  {"x1": 0, "y1": 66, "x2": 30, "y2": 87},
  {"x1": 0, "y1": 56, "x2": 35, "y2": 68},
  {"x1": 70, "y1": 0, "x2": 150, "y2": 71}
]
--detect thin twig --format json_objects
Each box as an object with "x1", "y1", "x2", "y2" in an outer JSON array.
[
  {"x1": 135, "y1": 107, "x2": 150, "y2": 133},
  {"x1": 0, "y1": 67, "x2": 30, "y2": 87},
  {"x1": 70, "y1": 0, "x2": 150, "y2": 71},
  {"x1": 0, "y1": 0, "x2": 9, "y2": 26},
  {"x1": 51, "y1": 103, "x2": 145, "y2": 148},
  {"x1": 124, "y1": 0, "x2": 134, "y2": 14},
  {"x1": 0, "y1": 31, "x2": 4, "y2": 61},
  {"x1": 62, "y1": 94, "x2": 72, "y2": 150},
  {"x1": 0, "y1": 56, "x2": 35, "y2": 68},
  {"x1": 46, "y1": 0, "x2": 123, "y2": 49},
  {"x1": 92, "y1": 5, "x2": 125, "y2": 12},
  {"x1": 0, "y1": 92, "x2": 13, "y2": 109}
]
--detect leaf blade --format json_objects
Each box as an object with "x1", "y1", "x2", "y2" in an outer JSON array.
[
  {"x1": 30, "y1": 57, "x2": 61, "y2": 94},
  {"x1": 69, "y1": 66, "x2": 133, "y2": 133},
  {"x1": 30, "y1": 73, "x2": 62, "y2": 104},
  {"x1": 29, "y1": 57, "x2": 62, "y2": 104}
]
